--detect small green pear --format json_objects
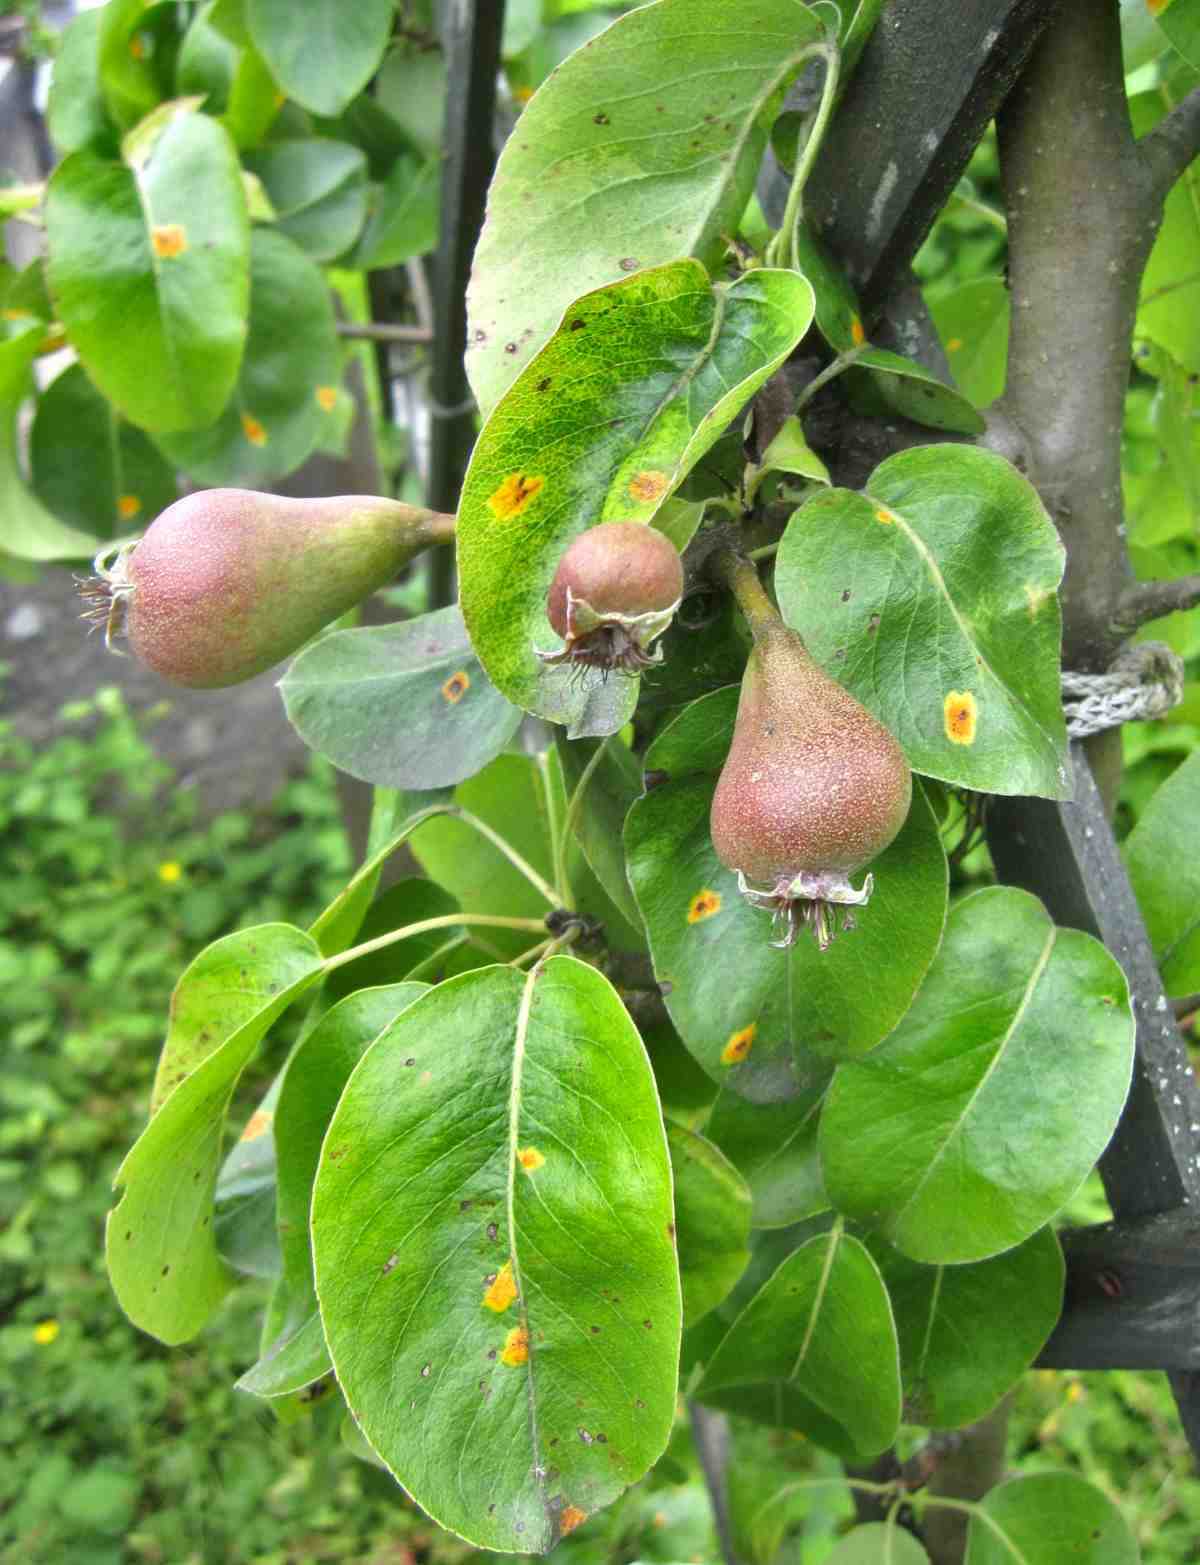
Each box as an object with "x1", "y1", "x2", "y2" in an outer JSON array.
[
  {"x1": 83, "y1": 488, "x2": 454, "y2": 688},
  {"x1": 710, "y1": 620, "x2": 912, "y2": 949}
]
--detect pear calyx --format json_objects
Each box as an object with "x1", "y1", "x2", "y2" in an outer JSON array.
[
  {"x1": 539, "y1": 521, "x2": 683, "y2": 674},
  {"x1": 79, "y1": 488, "x2": 454, "y2": 689},
  {"x1": 710, "y1": 621, "x2": 912, "y2": 951}
]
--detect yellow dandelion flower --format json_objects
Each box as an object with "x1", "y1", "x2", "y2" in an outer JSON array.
[
  {"x1": 157, "y1": 861, "x2": 183, "y2": 884},
  {"x1": 34, "y1": 1319, "x2": 60, "y2": 1345}
]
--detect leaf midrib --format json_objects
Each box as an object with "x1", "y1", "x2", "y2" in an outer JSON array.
[{"x1": 891, "y1": 924, "x2": 1057, "y2": 1236}]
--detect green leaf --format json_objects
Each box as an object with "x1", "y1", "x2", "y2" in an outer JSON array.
[
  {"x1": 238, "y1": 982, "x2": 428, "y2": 1398},
  {"x1": 246, "y1": 140, "x2": 369, "y2": 261},
  {"x1": 348, "y1": 154, "x2": 440, "y2": 270},
  {"x1": 793, "y1": 219, "x2": 865, "y2": 352},
  {"x1": 1125, "y1": 748, "x2": 1200, "y2": 994},
  {"x1": 149, "y1": 923, "x2": 323, "y2": 1113},
  {"x1": 412, "y1": 755, "x2": 559, "y2": 960},
  {"x1": 156, "y1": 228, "x2": 337, "y2": 482},
  {"x1": 697, "y1": 1227, "x2": 901, "y2": 1460},
  {"x1": 557, "y1": 735, "x2": 645, "y2": 928},
  {"x1": 846, "y1": 346, "x2": 986, "y2": 436},
  {"x1": 45, "y1": 108, "x2": 250, "y2": 435},
  {"x1": 820, "y1": 887, "x2": 1135, "y2": 1263},
  {"x1": 281, "y1": 606, "x2": 524, "y2": 791},
  {"x1": 106, "y1": 924, "x2": 323, "y2": 1342},
  {"x1": 99, "y1": 0, "x2": 178, "y2": 130},
  {"x1": 754, "y1": 415, "x2": 830, "y2": 488},
  {"x1": 929, "y1": 277, "x2": 1010, "y2": 409},
  {"x1": 47, "y1": 7, "x2": 112, "y2": 154},
  {"x1": 176, "y1": 2, "x2": 281, "y2": 149},
  {"x1": 667, "y1": 1122, "x2": 752, "y2": 1325},
  {"x1": 625, "y1": 687, "x2": 947, "y2": 1098},
  {"x1": 247, "y1": 0, "x2": 394, "y2": 117},
  {"x1": 30, "y1": 363, "x2": 177, "y2": 541},
  {"x1": 323, "y1": 879, "x2": 462, "y2": 1001},
  {"x1": 865, "y1": 1227, "x2": 1064, "y2": 1429},
  {"x1": 1156, "y1": 0, "x2": 1200, "y2": 72},
  {"x1": 775, "y1": 445, "x2": 1071, "y2": 797},
  {"x1": 0, "y1": 325, "x2": 106, "y2": 562},
  {"x1": 467, "y1": 0, "x2": 828, "y2": 414},
  {"x1": 826, "y1": 1525, "x2": 931, "y2": 1565},
  {"x1": 311, "y1": 959, "x2": 681, "y2": 1551},
  {"x1": 964, "y1": 1473, "x2": 1139, "y2": 1565},
  {"x1": 375, "y1": 47, "x2": 447, "y2": 160},
  {"x1": 1132, "y1": 87, "x2": 1200, "y2": 374},
  {"x1": 705, "y1": 1087, "x2": 828, "y2": 1228},
  {"x1": 458, "y1": 261, "x2": 814, "y2": 736}
]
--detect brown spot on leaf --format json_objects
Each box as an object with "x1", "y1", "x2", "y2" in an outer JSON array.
[
  {"x1": 241, "y1": 413, "x2": 268, "y2": 447},
  {"x1": 441, "y1": 670, "x2": 470, "y2": 704},
  {"x1": 382, "y1": 1253, "x2": 399, "y2": 1275},
  {"x1": 240, "y1": 1109, "x2": 272, "y2": 1142},
  {"x1": 593, "y1": 111, "x2": 610, "y2": 125},
  {"x1": 628, "y1": 469, "x2": 669, "y2": 504},
  {"x1": 944, "y1": 690, "x2": 978, "y2": 745},
  {"x1": 561, "y1": 1506, "x2": 587, "y2": 1534},
  {"x1": 483, "y1": 1260, "x2": 518, "y2": 1312},
  {"x1": 687, "y1": 888, "x2": 722, "y2": 924},
  {"x1": 488, "y1": 472, "x2": 544, "y2": 520},
  {"x1": 500, "y1": 1325, "x2": 529, "y2": 1366},
  {"x1": 721, "y1": 1024, "x2": 756, "y2": 1065},
  {"x1": 151, "y1": 224, "x2": 187, "y2": 258}
]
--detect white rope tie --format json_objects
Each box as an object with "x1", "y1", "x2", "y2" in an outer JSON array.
[{"x1": 1062, "y1": 641, "x2": 1186, "y2": 740}]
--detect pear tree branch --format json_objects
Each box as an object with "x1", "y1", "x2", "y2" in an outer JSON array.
[
  {"x1": 1139, "y1": 84, "x2": 1200, "y2": 202},
  {"x1": 1113, "y1": 573, "x2": 1200, "y2": 636}
]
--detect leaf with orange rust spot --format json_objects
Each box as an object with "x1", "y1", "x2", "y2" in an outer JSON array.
[
  {"x1": 312, "y1": 959, "x2": 679, "y2": 1552},
  {"x1": 776, "y1": 445, "x2": 1070, "y2": 797},
  {"x1": 281, "y1": 605, "x2": 522, "y2": 791},
  {"x1": 159, "y1": 230, "x2": 338, "y2": 486},
  {"x1": 458, "y1": 260, "x2": 813, "y2": 737},
  {"x1": 625, "y1": 687, "x2": 947, "y2": 1098},
  {"x1": 105, "y1": 924, "x2": 324, "y2": 1344},
  {"x1": 46, "y1": 105, "x2": 250, "y2": 434},
  {"x1": 19, "y1": 360, "x2": 174, "y2": 557}
]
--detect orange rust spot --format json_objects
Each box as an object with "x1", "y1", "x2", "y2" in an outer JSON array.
[
  {"x1": 850, "y1": 315, "x2": 865, "y2": 346},
  {"x1": 483, "y1": 1261, "x2": 518, "y2": 1313},
  {"x1": 487, "y1": 472, "x2": 544, "y2": 520},
  {"x1": 513, "y1": 84, "x2": 535, "y2": 104},
  {"x1": 241, "y1": 1109, "x2": 273, "y2": 1141},
  {"x1": 1024, "y1": 583, "x2": 1049, "y2": 619},
  {"x1": 2, "y1": 307, "x2": 30, "y2": 321},
  {"x1": 946, "y1": 337, "x2": 964, "y2": 352},
  {"x1": 874, "y1": 508, "x2": 895, "y2": 525},
  {"x1": 315, "y1": 385, "x2": 338, "y2": 412},
  {"x1": 129, "y1": 34, "x2": 146, "y2": 60},
  {"x1": 241, "y1": 413, "x2": 268, "y2": 447},
  {"x1": 518, "y1": 1147, "x2": 545, "y2": 1173},
  {"x1": 500, "y1": 1325, "x2": 529, "y2": 1366},
  {"x1": 1147, "y1": 0, "x2": 1169, "y2": 13},
  {"x1": 944, "y1": 690, "x2": 978, "y2": 745},
  {"x1": 721, "y1": 1024, "x2": 756, "y2": 1065},
  {"x1": 560, "y1": 1506, "x2": 587, "y2": 1535},
  {"x1": 628, "y1": 469, "x2": 669, "y2": 504},
  {"x1": 151, "y1": 224, "x2": 187, "y2": 259},
  {"x1": 687, "y1": 888, "x2": 722, "y2": 924},
  {"x1": 441, "y1": 670, "x2": 470, "y2": 704},
  {"x1": 118, "y1": 494, "x2": 141, "y2": 520}
]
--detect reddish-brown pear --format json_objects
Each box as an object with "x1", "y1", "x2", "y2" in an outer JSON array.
[
  {"x1": 710, "y1": 621, "x2": 912, "y2": 947},
  {"x1": 541, "y1": 520, "x2": 684, "y2": 673},
  {"x1": 83, "y1": 488, "x2": 453, "y2": 688}
]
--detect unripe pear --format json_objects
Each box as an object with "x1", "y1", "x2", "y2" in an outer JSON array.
[
  {"x1": 541, "y1": 520, "x2": 684, "y2": 673},
  {"x1": 710, "y1": 621, "x2": 911, "y2": 949},
  {"x1": 82, "y1": 488, "x2": 454, "y2": 688}
]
